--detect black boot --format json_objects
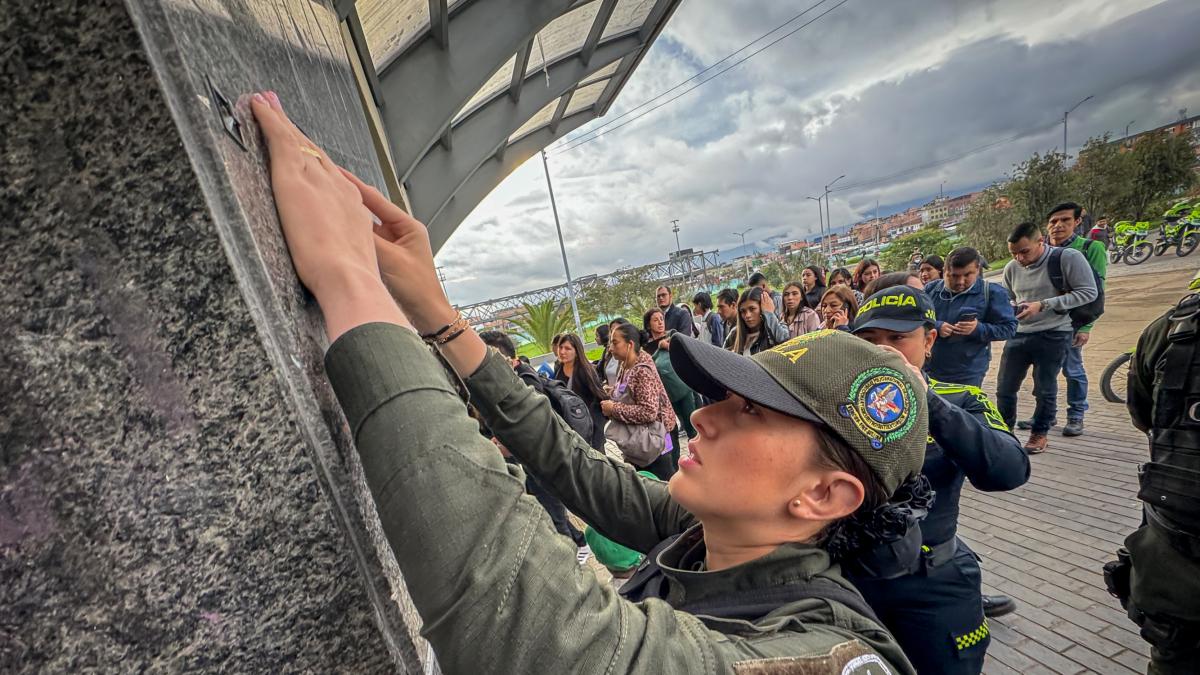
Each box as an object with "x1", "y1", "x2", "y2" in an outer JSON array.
[{"x1": 982, "y1": 594, "x2": 1017, "y2": 618}]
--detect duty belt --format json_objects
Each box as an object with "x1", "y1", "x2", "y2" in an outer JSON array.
[{"x1": 921, "y1": 537, "x2": 959, "y2": 568}]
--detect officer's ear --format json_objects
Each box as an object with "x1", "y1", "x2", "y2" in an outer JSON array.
[
  {"x1": 788, "y1": 470, "x2": 864, "y2": 523},
  {"x1": 924, "y1": 327, "x2": 937, "y2": 354}
]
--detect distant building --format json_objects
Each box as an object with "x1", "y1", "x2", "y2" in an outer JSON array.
[{"x1": 1114, "y1": 113, "x2": 1200, "y2": 165}]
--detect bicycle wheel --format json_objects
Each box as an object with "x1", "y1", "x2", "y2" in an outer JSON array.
[
  {"x1": 1109, "y1": 247, "x2": 1124, "y2": 264},
  {"x1": 1154, "y1": 240, "x2": 1169, "y2": 256},
  {"x1": 1125, "y1": 242, "x2": 1153, "y2": 265},
  {"x1": 1178, "y1": 233, "x2": 1199, "y2": 257},
  {"x1": 1101, "y1": 351, "x2": 1133, "y2": 404}
]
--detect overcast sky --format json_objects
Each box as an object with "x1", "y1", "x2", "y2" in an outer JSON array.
[{"x1": 434, "y1": 0, "x2": 1200, "y2": 305}]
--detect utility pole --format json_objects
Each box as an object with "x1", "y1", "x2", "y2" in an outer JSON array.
[
  {"x1": 1125, "y1": 119, "x2": 1135, "y2": 138},
  {"x1": 671, "y1": 219, "x2": 681, "y2": 252},
  {"x1": 733, "y1": 228, "x2": 753, "y2": 281},
  {"x1": 1063, "y1": 95, "x2": 1093, "y2": 156},
  {"x1": 806, "y1": 196, "x2": 823, "y2": 257},
  {"x1": 823, "y1": 174, "x2": 845, "y2": 259},
  {"x1": 436, "y1": 265, "x2": 449, "y2": 298},
  {"x1": 540, "y1": 150, "x2": 583, "y2": 337}
]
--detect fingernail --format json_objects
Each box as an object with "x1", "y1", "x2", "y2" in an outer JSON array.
[{"x1": 252, "y1": 92, "x2": 266, "y2": 104}]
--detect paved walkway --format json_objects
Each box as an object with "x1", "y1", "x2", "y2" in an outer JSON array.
[{"x1": 969, "y1": 256, "x2": 1195, "y2": 674}]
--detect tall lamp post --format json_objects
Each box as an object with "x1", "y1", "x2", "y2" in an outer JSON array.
[
  {"x1": 671, "y1": 219, "x2": 681, "y2": 252},
  {"x1": 806, "y1": 195, "x2": 823, "y2": 257},
  {"x1": 540, "y1": 150, "x2": 584, "y2": 337},
  {"x1": 733, "y1": 227, "x2": 753, "y2": 281},
  {"x1": 823, "y1": 174, "x2": 845, "y2": 259},
  {"x1": 1063, "y1": 95, "x2": 1093, "y2": 156}
]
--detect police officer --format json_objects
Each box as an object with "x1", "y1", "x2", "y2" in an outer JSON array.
[
  {"x1": 253, "y1": 93, "x2": 925, "y2": 673},
  {"x1": 1109, "y1": 270, "x2": 1200, "y2": 673},
  {"x1": 849, "y1": 285, "x2": 1032, "y2": 674}
]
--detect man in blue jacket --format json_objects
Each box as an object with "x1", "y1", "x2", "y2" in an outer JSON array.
[{"x1": 925, "y1": 247, "x2": 1018, "y2": 387}]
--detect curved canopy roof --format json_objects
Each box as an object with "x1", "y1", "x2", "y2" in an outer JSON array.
[{"x1": 338, "y1": 0, "x2": 681, "y2": 251}]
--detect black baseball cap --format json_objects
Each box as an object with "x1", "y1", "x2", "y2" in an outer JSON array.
[
  {"x1": 851, "y1": 286, "x2": 937, "y2": 334},
  {"x1": 669, "y1": 330, "x2": 926, "y2": 494}
]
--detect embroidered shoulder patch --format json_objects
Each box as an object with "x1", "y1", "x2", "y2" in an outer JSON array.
[
  {"x1": 732, "y1": 639, "x2": 894, "y2": 675},
  {"x1": 838, "y1": 367, "x2": 917, "y2": 449}
]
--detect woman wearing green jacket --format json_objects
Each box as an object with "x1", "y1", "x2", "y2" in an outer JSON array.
[{"x1": 250, "y1": 92, "x2": 927, "y2": 675}]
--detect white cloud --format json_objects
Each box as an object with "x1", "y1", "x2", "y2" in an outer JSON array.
[{"x1": 437, "y1": 0, "x2": 1200, "y2": 304}]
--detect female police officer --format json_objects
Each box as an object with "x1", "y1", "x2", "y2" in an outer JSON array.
[
  {"x1": 849, "y1": 285, "x2": 1031, "y2": 674},
  {"x1": 250, "y1": 92, "x2": 924, "y2": 674}
]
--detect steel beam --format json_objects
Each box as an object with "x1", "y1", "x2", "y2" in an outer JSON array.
[
  {"x1": 427, "y1": 111, "x2": 596, "y2": 251},
  {"x1": 509, "y1": 41, "x2": 533, "y2": 103},
  {"x1": 580, "y1": 0, "x2": 617, "y2": 66},
  {"x1": 549, "y1": 87, "x2": 574, "y2": 133},
  {"x1": 428, "y1": 0, "x2": 448, "y2": 49},
  {"x1": 406, "y1": 34, "x2": 641, "y2": 224},
  {"x1": 375, "y1": 0, "x2": 574, "y2": 180}
]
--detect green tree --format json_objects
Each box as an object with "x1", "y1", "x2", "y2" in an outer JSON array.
[
  {"x1": 1117, "y1": 130, "x2": 1198, "y2": 218},
  {"x1": 958, "y1": 185, "x2": 1021, "y2": 263},
  {"x1": 577, "y1": 265, "x2": 661, "y2": 323},
  {"x1": 877, "y1": 224, "x2": 955, "y2": 271},
  {"x1": 1068, "y1": 133, "x2": 1134, "y2": 218},
  {"x1": 509, "y1": 300, "x2": 575, "y2": 354},
  {"x1": 1010, "y1": 150, "x2": 1070, "y2": 223}
]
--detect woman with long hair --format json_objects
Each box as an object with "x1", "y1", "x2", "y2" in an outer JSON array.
[
  {"x1": 918, "y1": 255, "x2": 944, "y2": 284},
  {"x1": 801, "y1": 265, "x2": 827, "y2": 309},
  {"x1": 818, "y1": 286, "x2": 859, "y2": 331},
  {"x1": 601, "y1": 321, "x2": 679, "y2": 479},
  {"x1": 781, "y1": 281, "x2": 822, "y2": 338},
  {"x1": 553, "y1": 332, "x2": 609, "y2": 451},
  {"x1": 642, "y1": 309, "x2": 698, "y2": 450},
  {"x1": 852, "y1": 258, "x2": 882, "y2": 293},
  {"x1": 849, "y1": 284, "x2": 1029, "y2": 674},
  {"x1": 250, "y1": 93, "x2": 924, "y2": 674},
  {"x1": 829, "y1": 266, "x2": 864, "y2": 305},
  {"x1": 730, "y1": 287, "x2": 790, "y2": 355}
]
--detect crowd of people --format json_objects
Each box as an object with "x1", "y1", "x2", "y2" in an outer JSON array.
[
  {"x1": 475, "y1": 202, "x2": 1108, "y2": 672},
  {"x1": 251, "y1": 95, "x2": 1189, "y2": 675}
]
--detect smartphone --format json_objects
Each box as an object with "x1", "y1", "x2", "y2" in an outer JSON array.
[
  {"x1": 1016, "y1": 303, "x2": 1029, "y2": 315},
  {"x1": 960, "y1": 312, "x2": 978, "y2": 322}
]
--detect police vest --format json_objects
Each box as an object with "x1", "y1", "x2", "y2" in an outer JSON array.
[{"x1": 1143, "y1": 292, "x2": 1200, "y2": 556}]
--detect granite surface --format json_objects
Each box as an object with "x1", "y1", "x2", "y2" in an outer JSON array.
[{"x1": 1, "y1": 0, "x2": 423, "y2": 670}]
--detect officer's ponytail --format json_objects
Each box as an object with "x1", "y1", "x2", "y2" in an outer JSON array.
[{"x1": 810, "y1": 426, "x2": 934, "y2": 563}]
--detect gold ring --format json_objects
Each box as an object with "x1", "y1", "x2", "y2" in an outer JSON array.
[{"x1": 299, "y1": 145, "x2": 323, "y2": 159}]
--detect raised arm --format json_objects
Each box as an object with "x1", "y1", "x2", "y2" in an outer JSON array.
[
  {"x1": 927, "y1": 384, "x2": 1030, "y2": 491},
  {"x1": 465, "y1": 351, "x2": 694, "y2": 551}
]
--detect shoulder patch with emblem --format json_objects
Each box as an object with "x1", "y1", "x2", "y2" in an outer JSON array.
[{"x1": 732, "y1": 639, "x2": 894, "y2": 674}]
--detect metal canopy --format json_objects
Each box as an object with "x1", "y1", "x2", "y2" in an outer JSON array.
[{"x1": 339, "y1": 0, "x2": 681, "y2": 252}]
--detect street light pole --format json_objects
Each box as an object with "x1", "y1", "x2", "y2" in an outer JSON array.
[
  {"x1": 806, "y1": 196, "x2": 824, "y2": 261},
  {"x1": 823, "y1": 174, "x2": 845, "y2": 260},
  {"x1": 1125, "y1": 119, "x2": 1135, "y2": 139},
  {"x1": 671, "y1": 219, "x2": 681, "y2": 252},
  {"x1": 1063, "y1": 95, "x2": 1094, "y2": 156},
  {"x1": 540, "y1": 150, "x2": 584, "y2": 337},
  {"x1": 733, "y1": 228, "x2": 753, "y2": 281}
]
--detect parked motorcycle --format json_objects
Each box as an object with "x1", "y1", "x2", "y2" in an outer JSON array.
[{"x1": 1109, "y1": 220, "x2": 1154, "y2": 265}]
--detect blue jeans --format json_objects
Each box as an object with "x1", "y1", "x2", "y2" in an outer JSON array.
[
  {"x1": 1061, "y1": 343, "x2": 1089, "y2": 421},
  {"x1": 996, "y1": 331, "x2": 1073, "y2": 434}
]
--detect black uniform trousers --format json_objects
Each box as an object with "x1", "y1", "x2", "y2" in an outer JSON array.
[{"x1": 851, "y1": 539, "x2": 990, "y2": 675}]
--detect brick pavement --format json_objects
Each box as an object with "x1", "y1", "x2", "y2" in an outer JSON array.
[{"x1": 967, "y1": 257, "x2": 1195, "y2": 674}]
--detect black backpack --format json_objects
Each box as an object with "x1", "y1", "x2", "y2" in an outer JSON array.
[
  {"x1": 1047, "y1": 242, "x2": 1105, "y2": 330},
  {"x1": 518, "y1": 369, "x2": 594, "y2": 441}
]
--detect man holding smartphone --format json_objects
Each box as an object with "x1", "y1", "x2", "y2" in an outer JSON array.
[{"x1": 925, "y1": 246, "x2": 1018, "y2": 387}]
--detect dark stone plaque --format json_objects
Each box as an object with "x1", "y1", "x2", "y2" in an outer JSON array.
[{"x1": 1, "y1": 0, "x2": 424, "y2": 670}]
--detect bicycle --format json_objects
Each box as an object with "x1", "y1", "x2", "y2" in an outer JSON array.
[
  {"x1": 1100, "y1": 347, "x2": 1134, "y2": 404},
  {"x1": 1109, "y1": 220, "x2": 1154, "y2": 265}
]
